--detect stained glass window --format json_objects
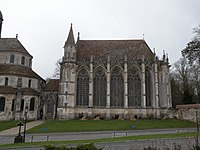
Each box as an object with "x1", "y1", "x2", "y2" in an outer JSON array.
[
  {"x1": 145, "y1": 68, "x2": 152, "y2": 106},
  {"x1": 93, "y1": 67, "x2": 107, "y2": 107},
  {"x1": 76, "y1": 68, "x2": 89, "y2": 106},
  {"x1": 128, "y1": 67, "x2": 141, "y2": 106},
  {"x1": 111, "y1": 67, "x2": 124, "y2": 107}
]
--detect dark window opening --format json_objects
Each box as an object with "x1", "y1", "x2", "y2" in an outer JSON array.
[
  {"x1": 0, "y1": 97, "x2": 5, "y2": 111},
  {"x1": 10, "y1": 55, "x2": 15, "y2": 63},
  {"x1": 5, "y1": 77, "x2": 8, "y2": 86},
  {"x1": 17, "y1": 78, "x2": 22, "y2": 87},
  {"x1": 21, "y1": 56, "x2": 25, "y2": 65},
  {"x1": 11, "y1": 99, "x2": 15, "y2": 111},
  {"x1": 20, "y1": 99, "x2": 24, "y2": 111},
  {"x1": 28, "y1": 80, "x2": 31, "y2": 88},
  {"x1": 30, "y1": 98, "x2": 35, "y2": 111}
]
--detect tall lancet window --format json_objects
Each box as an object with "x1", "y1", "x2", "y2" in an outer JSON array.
[
  {"x1": 93, "y1": 67, "x2": 107, "y2": 107},
  {"x1": 76, "y1": 68, "x2": 89, "y2": 106},
  {"x1": 128, "y1": 67, "x2": 141, "y2": 107},
  {"x1": 111, "y1": 67, "x2": 124, "y2": 107},
  {"x1": 145, "y1": 68, "x2": 152, "y2": 106}
]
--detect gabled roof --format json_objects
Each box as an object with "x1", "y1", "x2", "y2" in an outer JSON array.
[
  {"x1": 0, "y1": 64, "x2": 44, "y2": 81},
  {"x1": 0, "y1": 38, "x2": 32, "y2": 57},
  {"x1": 44, "y1": 79, "x2": 59, "y2": 92},
  {"x1": 76, "y1": 39, "x2": 154, "y2": 62}
]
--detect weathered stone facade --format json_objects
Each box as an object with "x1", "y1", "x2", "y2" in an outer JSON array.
[
  {"x1": 39, "y1": 79, "x2": 59, "y2": 119},
  {"x1": 58, "y1": 25, "x2": 172, "y2": 119},
  {"x1": 0, "y1": 11, "x2": 45, "y2": 120},
  {"x1": 168, "y1": 104, "x2": 200, "y2": 122}
]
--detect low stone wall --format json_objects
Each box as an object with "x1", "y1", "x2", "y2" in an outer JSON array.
[{"x1": 168, "y1": 104, "x2": 200, "y2": 122}]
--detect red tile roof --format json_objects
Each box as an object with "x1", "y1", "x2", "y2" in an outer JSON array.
[{"x1": 44, "y1": 79, "x2": 59, "y2": 92}]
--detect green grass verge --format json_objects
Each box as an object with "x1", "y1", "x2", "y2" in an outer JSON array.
[
  {"x1": 0, "y1": 131, "x2": 199, "y2": 149},
  {"x1": 0, "y1": 120, "x2": 20, "y2": 132},
  {"x1": 0, "y1": 120, "x2": 33, "y2": 132},
  {"x1": 27, "y1": 119, "x2": 196, "y2": 133}
]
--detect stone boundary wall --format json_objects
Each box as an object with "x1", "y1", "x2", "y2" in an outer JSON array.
[{"x1": 168, "y1": 104, "x2": 200, "y2": 122}]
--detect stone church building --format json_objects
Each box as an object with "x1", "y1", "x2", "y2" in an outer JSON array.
[
  {"x1": 0, "y1": 10, "x2": 172, "y2": 120},
  {"x1": 58, "y1": 24, "x2": 172, "y2": 119},
  {"x1": 0, "y1": 11, "x2": 45, "y2": 120}
]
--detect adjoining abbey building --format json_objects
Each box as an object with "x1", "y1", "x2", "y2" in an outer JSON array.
[{"x1": 58, "y1": 24, "x2": 172, "y2": 119}]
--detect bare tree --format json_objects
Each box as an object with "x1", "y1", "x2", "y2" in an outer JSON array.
[
  {"x1": 52, "y1": 58, "x2": 62, "y2": 79},
  {"x1": 171, "y1": 58, "x2": 193, "y2": 104},
  {"x1": 182, "y1": 24, "x2": 200, "y2": 65}
]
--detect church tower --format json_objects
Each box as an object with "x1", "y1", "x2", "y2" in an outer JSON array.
[
  {"x1": 58, "y1": 24, "x2": 77, "y2": 119},
  {"x1": 0, "y1": 11, "x2": 3, "y2": 38}
]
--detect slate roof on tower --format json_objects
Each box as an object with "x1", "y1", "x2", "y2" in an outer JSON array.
[
  {"x1": 0, "y1": 38, "x2": 32, "y2": 57},
  {"x1": 0, "y1": 64, "x2": 44, "y2": 80}
]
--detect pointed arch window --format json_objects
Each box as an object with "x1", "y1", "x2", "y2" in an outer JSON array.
[
  {"x1": 21, "y1": 56, "x2": 25, "y2": 65},
  {"x1": 0, "y1": 97, "x2": 5, "y2": 111},
  {"x1": 145, "y1": 68, "x2": 152, "y2": 106},
  {"x1": 10, "y1": 55, "x2": 15, "y2": 63},
  {"x1": 76, "y1": 68, "x2": 89, "y2": 106},
  {"x1": 30, "y1": 97, "x2": 35, "y2": 111},
  {"x1": 93, "y1": 67, "x2": 107, "y2": 107},
  {"x1": 128, "y1": 67, "x2": 141, "y2": 107},
  {"x1": 110, "y1": 67, "x2": 124, "y2": 107}
]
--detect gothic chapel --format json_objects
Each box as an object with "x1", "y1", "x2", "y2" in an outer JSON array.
[{"x1": 58, "y1": 24, "x2": 172, "y2": 119}]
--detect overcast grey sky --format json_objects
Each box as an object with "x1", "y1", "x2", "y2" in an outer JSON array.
[{"x1": 1, "y1": 0, "x2": 200, "y2": 79}]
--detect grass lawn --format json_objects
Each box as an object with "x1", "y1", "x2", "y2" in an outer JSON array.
[
  {"x1": 0, "y1": 120, "x2": 20, "y2": 132},
  {"x1": 0, "y1": 131, "x2": 199, "y2": 149},
  {"x1": 27, "y1": 119, "x2": 196, "y2": 133}
]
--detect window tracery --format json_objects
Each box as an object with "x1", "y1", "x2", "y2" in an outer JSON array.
[
  {"x1": 76, "y1": 68, "x2": 89, "y2": 106},
  {"x1": 93, "y1": 67, "x2": 107, "y2": 107},
  {"x1": 110, "y1": 67, "x2": 124, "y2": 107},
  {"x1": 145, "y1": 68, "x2": 152, "y2": 106},
  {"x1": 128, "y1": 67, "x2": 141, "y2": 106}
]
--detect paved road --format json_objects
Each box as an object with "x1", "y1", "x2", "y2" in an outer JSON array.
[
  {"x1": 0, "y1": 128, "x2": 196, "y2": 145},
  {"x1": 1, "y1": 137, "x2": 198, "y2": 150}
]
